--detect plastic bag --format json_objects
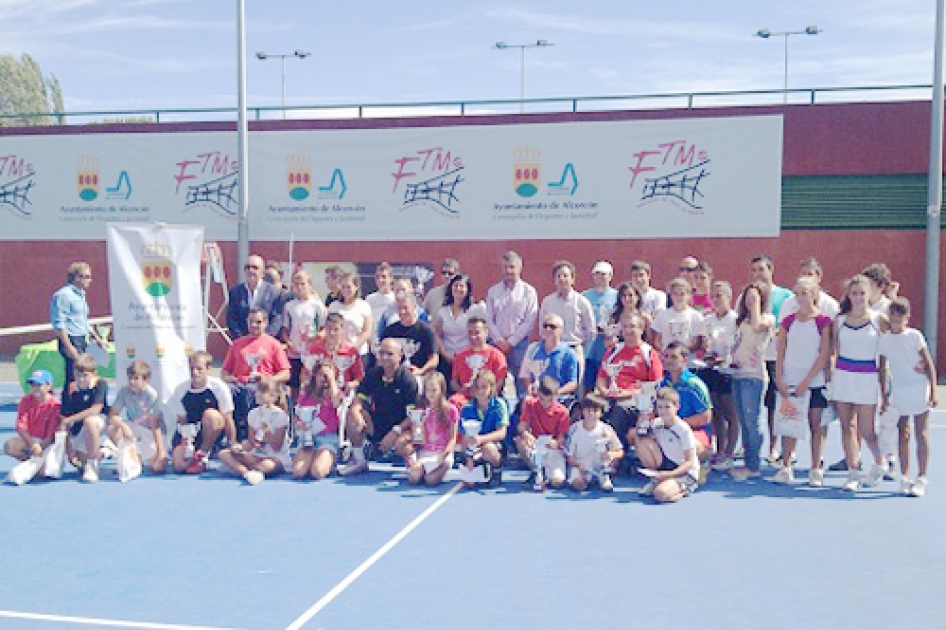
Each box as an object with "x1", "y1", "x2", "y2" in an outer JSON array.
[
  {"x1": 876, "y1": 405, "x2": 901, "y2": 457},
  {"x1": 43, "y1": 431, "x2": 68, "y2": 479},
  {"x1": 116, "y1": 439, "x2": 142, "y2": 483},
  {"x1": 773, "y1": 390, "x2": 811, "y2": 440},
  {"x1": 6, "y1": 456, "x2": 44, "y2": 486}
]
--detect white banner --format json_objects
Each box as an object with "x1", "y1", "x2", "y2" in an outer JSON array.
[
  {"x1": 106, "y1": 223, "x2": 206, "y2": 403},
  {"x1": 1, "y1": 115, "x2": 782, "y2": 240}
]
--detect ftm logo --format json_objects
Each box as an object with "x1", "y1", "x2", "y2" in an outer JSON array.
[
  {"x1": 77, "y1": 155, "x2": 100, "y2": 201},
  {"x1": 141, "y1": 242, "x2": 173, "y2": 297}
]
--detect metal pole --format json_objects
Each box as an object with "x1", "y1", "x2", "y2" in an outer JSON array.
[
  {"x1": 783, "y1": 34, "x2": 790, "y2": 105},
  {"x1": 280, "y1": 56, "x2": 287, "y2": 120},
  {"x1": 925, "y1": 0, "x2": 944, "y2": 358},
  {"x1": 236, "y1": 0, "x2": 250, "y2": 282},
  {"x1": 520, "y1": 46, "x2": 526, "y2": 113}
]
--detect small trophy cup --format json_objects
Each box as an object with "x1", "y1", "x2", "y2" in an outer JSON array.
[
  {"x1": 408, "y1": 406, "x2": 425, "y2": 445},
  {"x1": 532, "y1": 435, "x2": 551, "y2": 491},
  {"x1": 465, "y1": 353, "x2": 486, "y2": 382},
  {"x1": 180, "y1": 423, "x2": 198, "y2": 460},
  {"x1": 243, "y1": 351, "x2": 263, "y2": 384},
  {"x1": 296, "y1": 405, "x2": 318, "y2": 448},
  {"x1": 462, "y1": 419, "x2": 482, "y2": 460},
  {"x1": 413, "y1": 266, "x2": 435, "y2": 295},
  {"x1": 595, "y1": 437, "x2": 613, "y2": 478},
  {"x1": 603, "y1": 361, "x2": 622, "y2": 395}
]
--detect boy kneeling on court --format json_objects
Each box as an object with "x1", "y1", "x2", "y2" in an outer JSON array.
[
  {"x1": 4, "y1": 370, "x2": 61, "y2": 471},
  {"x1": 634, "y1": 387, "x2": 700, "y2": 502},
  {"x1": 108, "y1": 360, "x2": 168, "y2": 475},
  {"x1": 60, "y1": 353, "x2": 110, "y2": 483},
  {"x1": 167, "y1": 351, "x2": 237, "y2": 474},
  {"x1": 565, "y1": 394, "x2": 623, "y2": 492},
  {"x1": 515, "y1": 375, "x2": 570, "y2": 489}
]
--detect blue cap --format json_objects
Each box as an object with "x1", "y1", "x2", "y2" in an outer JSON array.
[{"x1": 27, "y1": 369, "x2": 53, "y2": 386}]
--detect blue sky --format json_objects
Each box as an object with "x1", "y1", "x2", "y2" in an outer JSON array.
[{"x1": 0, "y1": 0, "x2": 938, "y2": 115}]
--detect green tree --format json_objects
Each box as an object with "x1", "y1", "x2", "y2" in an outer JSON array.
[{"x1": 0, "y1": 53, "x2": 64, "y2": 127}]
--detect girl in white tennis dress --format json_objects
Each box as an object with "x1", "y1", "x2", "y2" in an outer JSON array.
[
  {"x1": 878, "y1": 297, "x2": 938, "y2": 497},
  {"x1": 831, "y1": 275, "x2": 889, "y2": 491}
]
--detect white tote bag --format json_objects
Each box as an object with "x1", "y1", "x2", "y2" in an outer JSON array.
[
  {"x1": 43, "y1": 431, "x2": 68, "y2": 479},
  {"x1": 773, "y1": 390, "x2": 811, "y2": 441}
]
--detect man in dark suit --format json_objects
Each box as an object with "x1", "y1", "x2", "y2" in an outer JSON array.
[{"x1": 227, "y1": 254, "x2": 283, "y2": 338}]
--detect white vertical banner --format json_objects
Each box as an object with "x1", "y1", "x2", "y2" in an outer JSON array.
[{"x1": 106, "y1": 223, "x2": 206, "y2": 403}]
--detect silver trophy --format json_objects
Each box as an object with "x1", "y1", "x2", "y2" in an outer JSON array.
[
  {"x1": 532, "y1": 435, "x2": 551, "y2": 491},
  {"x1": 595, "y1": 437, "x2": 613, "y2": 477},
  {"x1": 180, "y1": 423, "x2": 198, "y2": 459},
  {"x1": 462, "y1": 419, "x2": 482, "y2": 460},
  {"x1": 296, "y1": 405, "x2": 319, "y2": 447},
  {"x1": 243, "y1": 351, "x2": 263, "y2": 383},
  {"x1": 407, "y1": 406, "x2": 425, "y2": 445},
  {"x1": 635, "y1": 381, "x2": 658, "y2": 435},
  {"x1": 465, "y1": 353, "x2": 486, "y2": 380},
  {"x1": 401, "y1": 339, "x2": 420, "y2": 363},
  {"x1": 301, "y1": 350, "x2": 318, "y2": 373},
  {"x1": 603, "y1": 360, "x2": 622, "y2": 395},
  {"x1": 413, "y1": 266, "x2": 435, "y2": 295},
  {"x1": 333, "y1": 354, "x2": 356, "y2": 388}
]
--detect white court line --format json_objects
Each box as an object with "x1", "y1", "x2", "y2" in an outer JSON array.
[
  {"x1": 0, "y1": 610, "x2": 255, "y2": 630},
  {"x1": 285, "y1": 481, "x2": 463, "y2": 630}
]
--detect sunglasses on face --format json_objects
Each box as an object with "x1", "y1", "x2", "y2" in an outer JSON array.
[
  {"x1": 680, "y1": 266, "x2": 697, "y2": 273},
  {"x1": 543, "y1": 323, "x2": 559, "y2": 330}
]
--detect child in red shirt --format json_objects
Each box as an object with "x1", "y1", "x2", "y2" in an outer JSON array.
[
  {"x1": 4, "y1": 370, "x2": 61, "y2": 461},
  {"x1": 515, "y1": 375, "x2": 570, "y2": 489}
]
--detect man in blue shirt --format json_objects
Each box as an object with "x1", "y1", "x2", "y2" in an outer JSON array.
[
  {"x1": 657, "y1": 341, "x2": 713, "y2": 460},
  {"x1": 519, "y1": 314, "x2": 579, "y2": 398},
  {"x1": 50, "y1": 261, "x2": 94, "y2": 389}
]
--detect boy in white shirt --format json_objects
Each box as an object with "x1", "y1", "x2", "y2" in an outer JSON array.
[
  {"x1": 566, "y1": 394, "x2": 623, "y2": 492},
  {"x1": 635, "y1": 387, "x2": 700, "y2": 502}
]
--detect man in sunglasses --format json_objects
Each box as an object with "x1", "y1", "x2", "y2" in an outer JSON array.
[
  {"x1": 227, "y1": 254, "x2": 284, "y2": 338},
  {"x1": 50, "y1": 261, "x2": 99, "y2": 390},
  {"x1": 422, "y1": 258, "x2": 460, "y2": 317}
]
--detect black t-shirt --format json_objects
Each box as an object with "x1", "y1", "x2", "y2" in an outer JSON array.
[
  {"x1": 61, "y1": 378, "x2": 109, "y2": 417},
  {"x1": 380, "y1": 320, "x2": 436, "y2": 369},
  {"x1": 357, "y1": 364, "x2": 418, "y2": 436}
]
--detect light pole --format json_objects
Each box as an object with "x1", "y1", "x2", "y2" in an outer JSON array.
[
  {"x1": 754, "y1": 26, "x2": 821, "y2": 105},
  {"x1": 255, "y1": 49, "x2": 311, "y2": 118},
  {"x1": 494, "y1": 40, "x2": 553, "y2": 112}
]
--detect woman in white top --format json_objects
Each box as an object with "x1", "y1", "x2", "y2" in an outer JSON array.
[
  {"x1": 433, "y1": 274, "x2": 485, "y2": 384},
  {"x1": 729, "y1": 282, "x2": 776, "y2": 481},
  {"x1": 773, "y1": 279, "x2": 832, "y2": 486},
  {"x1": 650, "y1": 277, "x2": 703, "y2": 354},
  {"x1": 327, "y1": 271, "x2": 373, "y2": 357},
  {"x1": 831, "y1": 275, "x2": 889, "y2": 491},
  {"x1": 281, "y1": 270, "x2": 327, "y2": 400}
]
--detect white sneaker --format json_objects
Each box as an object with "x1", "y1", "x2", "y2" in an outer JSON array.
[
  {"x1": 638, "y1": 480, "x2": 657, "y2": 496},
  {"x1": 842, "y1": 470, "x2": 860, "y2": 492},
  {"x1": 910, "y1": 476, "x2": 928, "y2": 498},
  {"x1": 864, "y1": 462, "x2": 888, "y2": 487},
  {"x1": 82, "y1": 459, "x2": 100, "y2": 483},
  {"x1": 809, "y1": 468, "x2": 824, "y2": 488},
  {"x1": 598, "y1": 473, "x2": 614, "y2": 493},
  {"x1": 773, "y1": 466, "x2": 794, "y2": 484},
  {"x1": 711, "y1": 457, "x2": 733, "y2": 472},
  {"x1": 338, "y1": 459, "x2": 368, "y2": 476},
  {"x1": 244, "y1": 470, "x2": 265, "y2": 486},
  {"x1": 900, "y1": 477, "x2": 913, "y2": 495}
]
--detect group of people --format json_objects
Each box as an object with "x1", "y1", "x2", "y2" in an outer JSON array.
[{"x1": 5, "y1": 251, "x2": 937, "y2": 501}]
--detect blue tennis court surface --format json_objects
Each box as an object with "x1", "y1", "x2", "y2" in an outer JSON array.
[{"x1": 1, "y1": 388, "x2": 945, "y2": 630}]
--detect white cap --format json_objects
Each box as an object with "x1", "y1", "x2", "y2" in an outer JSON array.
[{"x1": 592, "y1": 261, "x2": 613, "y2": 275}]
